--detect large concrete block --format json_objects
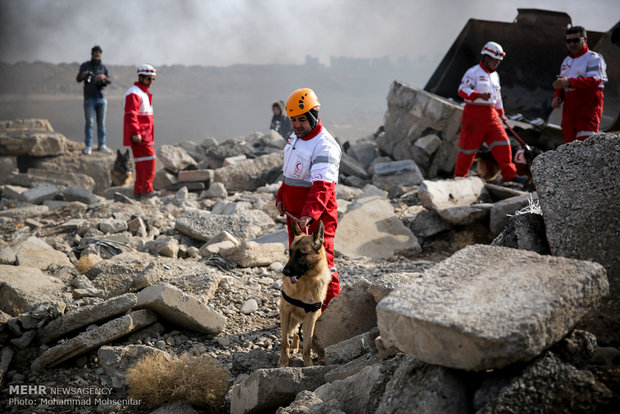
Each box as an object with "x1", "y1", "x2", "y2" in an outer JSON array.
[
  {"x1": 378, "y1": 81, "x2": 462, "y2": 177},
  {"x1": 314, "y1": 280, "x2": 378, "y2": 357},
  {"x1": 335, "y1": 195, "x2": 420, "y2": 259},
  {"x1": 377, "y1": 245, "x2": 608, "y2": 371},
  {"x1": 376, "y1": 356, "x2": 468, "y2": 414},
  {"x1": 314, "y1": 357, "x2": 402, "y2": 414},
  {"x1": 0, "y1": 265, "x2": 66, "y2": 316},
  {"x1": 136, "y1": 284, "x2": 226, "y2": 335},
  {"x1": 230, "y1": 366, "x2": 332, "y2": 414},
  {"x1": 476, "y1": 352, "x2": 614, "y2": 413},
  {"x1": 531, "y1": 133, "x2": 620, "y2": 344},
  {"x1": 14, "y1": 236, "x2": 73, "y2": 270}
]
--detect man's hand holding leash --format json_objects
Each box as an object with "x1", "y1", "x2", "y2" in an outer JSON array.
[{"x1": 277, "y1": 202, "x2": 310, "y2": 234}]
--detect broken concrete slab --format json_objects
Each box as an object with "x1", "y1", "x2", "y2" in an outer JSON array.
[
  {"x1": 419, "y1": 177, "x2": 489, "y2": 211},
  {"x1": 0, "y1": 127, "x2": 67, "y2": 156},
  {"x1": 0, "y1": 157, "x2": 17, "y2": 186},
  {"x1": 373, "y1": 159, "x2": 421, "y2": 176},
  {"x1": 377, "y1": 245, "x2": 608, "y2": 371},
  {"x1": 230, "y1": 365, "x2": 333, "y2": 414},
  {"x1": 314, "y1": 279, "x2": 378, "y2": 358},
  {"x1": 157, "y1": 144, "x2": 197, "y2": 173},
  {"x1": 489, "y1": 193, "x2": 538, "y2": 235},
  {"x1": 436, "y1": 203, "x2": 492, "y2": 226},
  {"x1": 347, "y1": 141, "x2": 377, "y2": 170},
  {"x1": 14, "y1": 236, "x2": 73, "y2": 270},
  {"x1": 136, "y1": 284, "x2": 226, "y2": 335},
  {"x1": 372, "y1": 169, "x2": 424, "y2": 196},
  {"x1": 376, "y1": 356, "x2": 468, "y2": 414},
  {"x1": 314, "y1": 357, "x2": 402, "y2": 414},
  {"x1": 62, "y1": 186, "x2": 99, "y2": 204},
  {"x1": 475, "y1": 352, "x2": 615, "y2": 413},
  {"x1": 405, "y1": 207, "x2": 451, "y2": 239},
  {"x1": 31, "y1": 309, "x2": 158, "y2": 370},
  {"x1": 340, "y1": 153, "x2": 370, "y2": 179},
  {"x1": 276, "y1": 390, "x2": 344, "y2": 414},
  {"x1": 219, "y1": 241, "x2": 286, "y2": 268},
  {"x1": 334, "y1": 195, "x2": 420, "y2": 259},
  {"x1": 144, "y1": 237, "x2": 179, "y2": 258},
  {"x1": 324, "y1": 328, "x2": 379, "y2": 365},
  {"x1": 22, "y1": 184, "x2": 60, "y2": 204},
  {"x1": 38, "y1": 293, "x2": 137, "y2": 344},
  {"x1": 0, "y1": 346, "x2": 15, "y2": 386},
  {"x1": 89, "y1": 254, "x2": 222, "y2": 302},
  {"x1": 2, "y1": 184, "x2": 28, "y2": 200},
  {"x1": 174, "y1": 208, "x2": 258, "y2": 242},
  {"x1": 98, "y1": 344, "x2": 168, "y2": 388},
  {"x1": 367, "y1": 272, "x2": 421, "y2": 303},
  {"x1": 531, "y1": 133, "x2": 620, "y2": 345},
  {"x1": 213, "y1": 152, "x2": 283, "y2": 193},
  {"x1": 377, "y1": 81, "x2": 462, "y2": 178},
  {"x1": 485, "y1": 182, "x2": 527, "y2": 200},
  {"x1": 323, "y1": 352, "x2": 382, "y2": 383},
  {"x1": 177, "y1": 169, "x2": 213, "y2": 183},
  {"x1": 491, "y1": 213, "x2": 550, "y2": 255},
  {"x1": 0, "y1": 265, "x2": 67, "y2": 316},
  {"x1": 0, "y1": 204, "x2": 49, "y2": 219}
]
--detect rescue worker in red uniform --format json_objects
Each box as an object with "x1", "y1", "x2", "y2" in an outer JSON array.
[
  {"x1": 455, "y1": 42, "x2": 526, "y2": 184},
  {"x1": 552, "y1": 26, "x2": 607, "y2": 143},
  {"x1": 276, "y1": 88, "x2": 342, "y2": 309},
  {"x1": 123, "y1": 64, "x2": 159, "y2": 198}
]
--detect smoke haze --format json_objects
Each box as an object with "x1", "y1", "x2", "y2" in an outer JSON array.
[
  {"x1": 1, "y1": 0, "x2": 618, "y2": 67},
  {"x1": 0, "y1": 0, "x2": 617, "y2": 148}
]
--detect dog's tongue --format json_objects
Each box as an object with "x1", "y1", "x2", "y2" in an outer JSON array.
[{"x1": 290, "y1": 276, "x2": 298, "y2": 284}]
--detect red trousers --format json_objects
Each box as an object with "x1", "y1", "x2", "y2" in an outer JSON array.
[
  {"x1": 130, "y1": 144, "x2": 156, "y2": 195},
  {"x1": 561, "y1": 89, "x2": 604, "y2": 143},
  {"x1": 281, "y1": 183, "x2": 340, "y2": 310},
  {"x1": 455, "y1": 105, "x2": 517, "y2": 180}
]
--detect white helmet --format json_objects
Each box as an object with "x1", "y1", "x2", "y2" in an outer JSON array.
[
  {"x1": 481, "y1": 41, "x2": 505, "y2": 60},
  {"x1": 137, "y1": 64, "x2": 157, "y2": 76}
]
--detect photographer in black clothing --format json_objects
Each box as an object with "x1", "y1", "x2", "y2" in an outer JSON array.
[{"x1": 76, "y1": 45, "x2": 111, "y2": 154}]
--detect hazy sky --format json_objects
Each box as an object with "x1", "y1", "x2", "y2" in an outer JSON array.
[{"x1": 0, "y1": 0, "x2": 618, "y2": 67}]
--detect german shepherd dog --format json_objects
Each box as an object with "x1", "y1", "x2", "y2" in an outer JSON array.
[
  {"x1": 476, "y1": 145, "x2": 543, "y2": 184},
  {"x1": 110, "y1": 149, "x2": 133, "y2": 187},
  {"x1": 278, "y1": 221, "x2": 331, "y2": 367}
]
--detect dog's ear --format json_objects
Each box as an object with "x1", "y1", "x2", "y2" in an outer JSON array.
[
  {"x1": 116, "y1": 149, "x2": 121, "y2": 156},
  {"x1": 292, "y1": 220, "x2": 303, "y2": 236},
  {"x1": 312, "y1": 221, "x2": 324, "y2": 251}
]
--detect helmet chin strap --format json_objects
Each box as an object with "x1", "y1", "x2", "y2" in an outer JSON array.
[{"x1": 306, "y1": 108, "x2": 319, "y2": 129}]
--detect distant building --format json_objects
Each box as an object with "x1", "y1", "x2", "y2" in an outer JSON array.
[{"x1": 305, "y1": 55, "x2": 320, "y2": 66}]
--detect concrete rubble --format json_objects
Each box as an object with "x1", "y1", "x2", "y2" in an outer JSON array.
[{"x1": 0, "y1": 100, "x2": 619, "y2": 413}]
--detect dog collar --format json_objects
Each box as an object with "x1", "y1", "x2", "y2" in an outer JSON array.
[{"x1": 281, "y1": 289, "x2": 322, "y2": 313}]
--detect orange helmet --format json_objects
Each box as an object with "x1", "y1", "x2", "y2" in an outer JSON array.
[{"x1": 286, "y1": 88, "x2": 320, "y2": 117}]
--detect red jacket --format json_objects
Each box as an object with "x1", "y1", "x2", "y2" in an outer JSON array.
[{"x1": 123, "y1": 82, "x2": 154, "y2": 146}]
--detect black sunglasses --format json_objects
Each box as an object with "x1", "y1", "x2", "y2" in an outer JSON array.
[{"x1": 566, "y1": 37, "x2": 583, "y2": 44}]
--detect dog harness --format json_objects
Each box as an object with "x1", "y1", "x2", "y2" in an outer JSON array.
[{"x1": 281, "y1": 289, "x2": 322, "y2": 313}]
